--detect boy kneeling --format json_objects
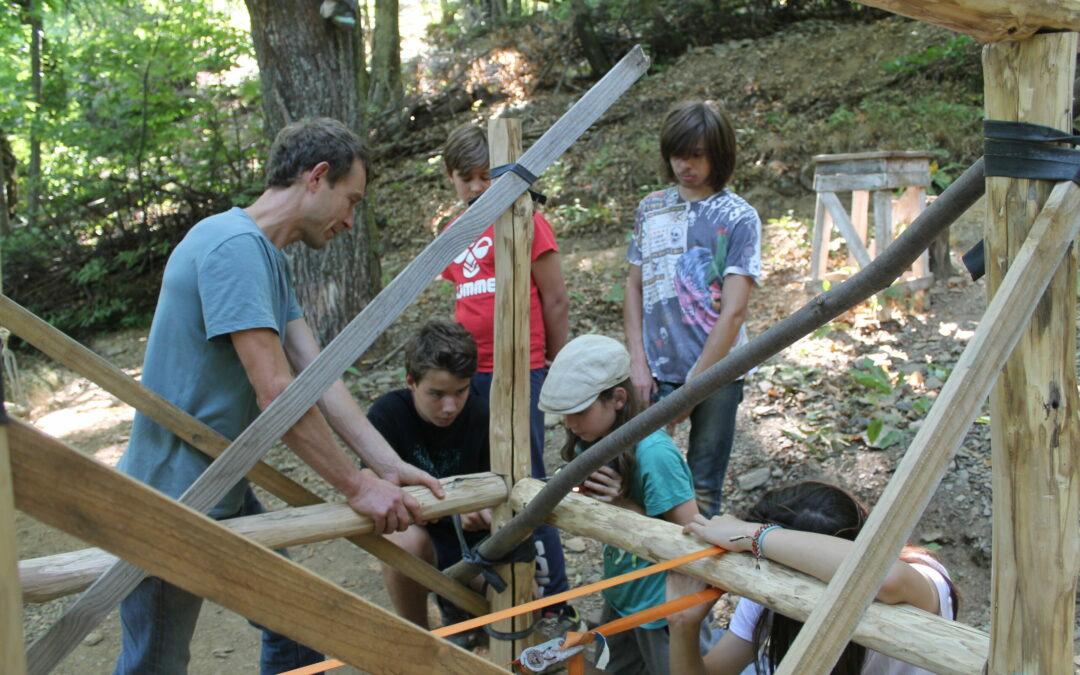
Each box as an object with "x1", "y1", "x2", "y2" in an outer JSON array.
[{"x1": 367, "y1": 320, "x2": 492, "y2": 633}]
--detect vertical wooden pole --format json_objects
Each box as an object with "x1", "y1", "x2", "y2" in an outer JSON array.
[
  {"x1": 0, "y1": 401, "x2": 27, "y2": 673},
  {"x1": 810, "y1": 193, "x2": 833, "y2": 286},
  {"x1": 851, "y1": 190, "x2": 870, "y2": 259},
  {"x1": 488, "y1": 117, "x2": 536, "y2": 664},
  {"x1": 983, "y1": 32, "x2": 1080, "y2": 675}
]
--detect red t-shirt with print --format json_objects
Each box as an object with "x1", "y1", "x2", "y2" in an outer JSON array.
[{"x1": 441, "y1": 211, "x2": 558, "y2": 372}]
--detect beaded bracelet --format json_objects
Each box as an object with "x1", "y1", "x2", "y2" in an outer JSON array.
[{"x1": 755, "y1": 524, "x2": 783, "y2": 558}]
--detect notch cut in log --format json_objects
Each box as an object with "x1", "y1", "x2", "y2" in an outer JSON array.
[
  {"x1": 854, "y1": 0, "x2": 1080, "y2": 43},
  {"x1": 19, "y1": 472, "x2": 506, "y2": 604},
  {"x1": 511, "y1": 478, "x2": 988, "y2": 675},
  {"x1": 0, "y1": 293, "x2": 488, "y2": 617},
  {"x1": 9, "y1": 419, "x2": 503, "y2": 675}
]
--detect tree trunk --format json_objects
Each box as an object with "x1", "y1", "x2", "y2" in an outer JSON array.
[
  {"x1": 244, "y1": 1, "x2": 381, "y2": 347},
  {"x1": 571, "y1": 0, "x2": 612, "y2": 77},
  {"x1": 928, "y1": 230, "x2": 952, "y2": 280},
  {"x1": 369, "y1": 0, "x2": 401, "y2": 109},
  {"x1": 26, "y1": 0, "x2": 42, "y2": 229},
  {"x1": 0, "y1": 131, "x2": 10, "y2": 237}
]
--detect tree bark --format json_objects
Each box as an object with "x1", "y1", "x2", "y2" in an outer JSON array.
[
  {"x1": 244, "y1": 0, "x2": 381, "y2": 347},
  {"x1": 0, "y1": 131, "x2": 10, "y2": 237},
  {"x1": 26, "y1": 0, "x2": 42, "y2": 229},
  {"x1": 369, "y1": 0, "x2": 401, "y2": 109}
]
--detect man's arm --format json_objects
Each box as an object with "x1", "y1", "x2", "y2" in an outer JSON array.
[
  {"x1": 282, "y1": 319, "x2": 444, "y2": 497},
  {"x1": 623, "y1": 264, "x2": 656, "y2": 405},
  {"x1": 230, "y1": 327, "x2": 425, "y2": 532},
  {"x1": 532, "y1": 250, "x2": 569, "y2": 363}
]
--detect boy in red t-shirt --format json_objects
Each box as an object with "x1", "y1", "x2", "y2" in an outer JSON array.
[{"x1": 440, "y1": 122, "x2": 577, "y2": 624}]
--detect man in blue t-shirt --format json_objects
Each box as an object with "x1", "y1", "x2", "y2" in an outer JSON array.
[{"x1": 114, "y1": 117, "x2": 444, "y2": 675}]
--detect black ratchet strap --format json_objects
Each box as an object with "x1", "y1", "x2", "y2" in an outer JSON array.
[{"x1": 963, "y1": 120, "x2": 1080, "y2": 281}]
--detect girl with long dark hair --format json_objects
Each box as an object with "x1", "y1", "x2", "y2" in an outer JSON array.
[{"x1": 666, "y1": 482, "x2": 957, "y2": 675}]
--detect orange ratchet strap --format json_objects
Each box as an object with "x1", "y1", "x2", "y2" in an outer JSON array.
[{"x1": 280, "y1": 545, "x2": 725, "y2": 674}]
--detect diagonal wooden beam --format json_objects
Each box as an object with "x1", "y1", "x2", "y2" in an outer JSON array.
[
  {"x1": 0, "y1": 408, "x2": 26, "y2": 674},
  {"x1": 0, "y1": 293, "x2": 488, "y2": 616},
  {"x1": 26, "y1": 45, "x2": 650, "y2": 673},
  {"x1": 511, "y1": 478, "x2": 988, "y2": 675},
  {"x1": 820, "y1": 191, "x2": 873, "y2": 268},
  {"x1": 19, "y1": 472, "x2": 505, "y2": 603},
  {"x1": 8, "y1": 419, "x2": 503, "y2": 675},
  {"x1": 772, "y1": 180, "x2": 1080, "y2": 674},
  {"x1": 854, "y1": 0, "x2": 1080, "y2": 43}
]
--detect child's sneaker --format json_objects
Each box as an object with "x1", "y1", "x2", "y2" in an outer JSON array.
[{"x1": 538, "y1": 604, "x2": 584, "y2": 638}]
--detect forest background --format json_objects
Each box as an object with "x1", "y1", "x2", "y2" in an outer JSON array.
[{"x1": 0, "y1": 0, "x2": 983, "y2": 342}]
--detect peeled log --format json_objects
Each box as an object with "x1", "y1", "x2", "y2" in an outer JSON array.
[
  {"x1": 20, "y1": 472, "x2": 505, "y2": 603},
  {"x1": 855, "y1": 0, "x2": 1080, "y2": 42},
  {"x1": 511, "y1": 478, "x2": 988, "y2": 675}
]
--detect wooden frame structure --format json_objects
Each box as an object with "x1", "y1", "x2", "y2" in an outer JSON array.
[
  {"x1": 4, "y1": 4, "x2": 1080, "y2": 673},
  {"x1": 808, "y1": 151, "x2": 934, "y2": 299}
]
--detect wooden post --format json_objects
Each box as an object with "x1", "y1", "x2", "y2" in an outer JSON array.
[
  {"x1": 810, "y1": 193, "x2": 833, "y2": 283},
  {"x1": 0, "y1": 406, "x2": 26, "y2": 673},
  {"x1": 511, "y1": 478, "x2": 989, "y2": 675},
  {"x1": 851, "y1": 190, "x2": 870, "y2": 259},
  {"x1": 488, "y1": 116, "x2": 536, "y2": 664},
  {"x1": 0, "y1": 294, "x2": 489, "y2": 617},
  {"x1": 983, "y1": 33, "x2": 1080, "y2": 674},
  {"x1": 8, "y1": 419, "x2": 502, "y2": 675}
]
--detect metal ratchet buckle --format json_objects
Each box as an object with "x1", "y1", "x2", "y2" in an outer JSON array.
[{"x1": 516, "y1": 637, "x2": 586, "y2": 672}]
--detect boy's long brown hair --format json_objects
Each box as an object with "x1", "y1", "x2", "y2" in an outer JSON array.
[
  {"x1": 660, "y1": 100, "x2": 736, "y2": 192},
  {"x1": 559, "y1": 378, "x2": 642, "y2": 498}
]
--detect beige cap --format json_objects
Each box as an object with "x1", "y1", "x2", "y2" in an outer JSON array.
[{"x1": 539, "y1": 335, "x2": 631, "y2": 415}]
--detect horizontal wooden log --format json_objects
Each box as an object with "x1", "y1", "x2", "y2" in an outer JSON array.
[
  {"x1": 511, "y1": 478, "x2": 988, "y2": 675},
  {"x1": 19, "y1": 472, "x2": 506, "y2": 604},
  {"x1": 9, "y1": 419, "x2": 502, "y2": 675},
  {"x1": 814, "y1": 170, "x2": 930, "y2": 193},
  {"x1": 854, "y1": 0, "x2": 1080, "y2": 43},
  {"x1": 0, "y1": 293, "x2": 489, "y2": 617}
]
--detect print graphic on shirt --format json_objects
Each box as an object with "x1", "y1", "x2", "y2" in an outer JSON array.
[
  {"x1": 640, "y1": 205, "x2": 689, "y2": 309},
  {"x1": 453, "y1": 235, "x2": 494, "y2": 279}
]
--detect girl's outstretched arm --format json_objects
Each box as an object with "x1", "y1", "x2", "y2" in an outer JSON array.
[
  {"x1": 684, "y1": 514, "x2": 941, "y2": 613},
  {"x1": 666, "y1": 573, "x2": 755, "y2": 675}
]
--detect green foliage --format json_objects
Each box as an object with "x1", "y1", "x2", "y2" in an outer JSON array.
[
  {"x1": 883, "y1": 35, "x2": 975, "y2": 76},
  {"x1": 862, "y1": 416, "x2": 902, "y2": 449},
  {"x1": 1, "y1": 1, "x2": 263, "y2": 337},
  {"x1": 849, "y1": 359, "x2": 893, "y2": 395}
]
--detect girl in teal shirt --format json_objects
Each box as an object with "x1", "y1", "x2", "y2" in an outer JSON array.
[{"x1": 539, "y1": 335, "x2": 699, "y2": 675}]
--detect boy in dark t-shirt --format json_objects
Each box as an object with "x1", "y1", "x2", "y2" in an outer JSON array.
[{"x1": 368, "y1": 320, "x2": 491, "y2": 629}]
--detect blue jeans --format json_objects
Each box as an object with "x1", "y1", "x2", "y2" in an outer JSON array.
[
  {"x1": 115, "y1": 488, "x2": 322, "y2": 675},
  {"x1": 657, "y1": 379, "x2": 744, "y2": 518},
  {"x1": 471, "y1": 368, "x2": 570, "y2": 597}
]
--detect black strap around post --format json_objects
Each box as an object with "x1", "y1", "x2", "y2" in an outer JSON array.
[
  {"x1": 490, "y1": 163, "x2": 547, "y2": 205},
  {"x1": 963, "y1": 120, "x2": 1080, "y2": 281}
]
